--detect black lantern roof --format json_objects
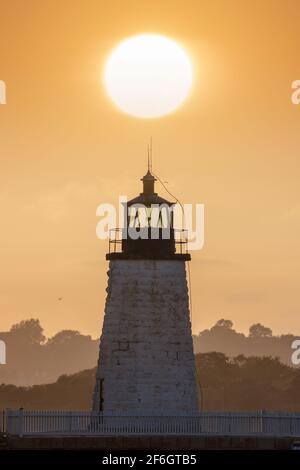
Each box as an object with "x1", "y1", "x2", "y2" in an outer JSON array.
[{"x1": 127, "y1": 170, "x2": 173, "y2": 207}]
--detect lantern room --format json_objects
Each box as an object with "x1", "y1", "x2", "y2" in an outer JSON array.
[{"x1": 106, "y1": 168, "x2": 190, "y2": 261}]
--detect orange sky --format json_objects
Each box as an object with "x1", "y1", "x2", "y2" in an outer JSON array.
[{"x1": 0, "y1": 0, "x2": 300, "y2": 338}]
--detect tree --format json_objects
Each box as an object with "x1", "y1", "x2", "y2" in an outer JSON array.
[
  {"x1": 47, "y1": 330, "x2": 81, "y2": 346},
  {"x1": 10, "y1": 319, "x2": 45, "y2": 345},
  {"x1": 249, "y1": 323, "x2": 272, "y2": 338},
  {"x1": 215, "y1": 319, "x2": 233, "y2": 329},
  {"x1": 234, "y1": 354, "x2": 247, "y2": 367}
]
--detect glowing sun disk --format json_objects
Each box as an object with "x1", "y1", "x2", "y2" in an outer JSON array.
[{"x1": 104, "y1": 34, "x2": 193, "y2": 118}]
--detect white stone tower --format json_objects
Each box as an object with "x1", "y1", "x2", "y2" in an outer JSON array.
[{"x1": 92, "y1": 168, "x2": 199, "y2": 415}]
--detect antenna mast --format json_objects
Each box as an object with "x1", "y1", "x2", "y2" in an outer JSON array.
[
  {"x1": 149, "y1": 137, "x2": 153, "y2": 173},
  {"x1": 147, "y1": 144, "x2": 151, "y2": 172}
]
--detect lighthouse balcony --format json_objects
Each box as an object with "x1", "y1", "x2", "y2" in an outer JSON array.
[{"x1": 106, "y1": 228, "x2": 191, "y2": 261}]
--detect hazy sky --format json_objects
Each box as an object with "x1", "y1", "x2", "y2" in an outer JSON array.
[{"x1": 0, "y1": 0, "x2": 300, "y2": 338}]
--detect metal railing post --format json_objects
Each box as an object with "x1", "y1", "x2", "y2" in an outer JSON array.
[
  {"x1": 19, "y1": 407, "x2": 24, "y2": 437},
  {"x1": 4, "y1": 409, "x2": 11, "y2": 435},
  {"x1": 68, "y1": 411, "x2": 72, "y2": 434}
]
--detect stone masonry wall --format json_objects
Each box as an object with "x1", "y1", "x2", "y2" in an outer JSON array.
[{"x1": 93, "y1": 260, "x2": 199, "y2": 415}]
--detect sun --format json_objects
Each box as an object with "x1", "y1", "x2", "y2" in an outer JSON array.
[{"x1": 104, "y1": 34, "x2": 193, "y2": 119}]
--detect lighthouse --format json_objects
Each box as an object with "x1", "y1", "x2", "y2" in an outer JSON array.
[{"x1": 92, "y1": 165, "x2": 199, "y2": 415}]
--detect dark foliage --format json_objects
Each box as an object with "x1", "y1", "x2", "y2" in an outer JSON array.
[{"x1": 1, "y1": 353, "x2": 300, "y2": 412}]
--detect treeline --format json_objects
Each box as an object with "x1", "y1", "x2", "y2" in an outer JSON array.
[
  {"x1": 0, "y1": 320, "x2": 98, "y2": 386},
  {"x1": 1, "y1": 353, "x2": 300, "y2": 412},
  {"x1": 193, "y1": 319, "x2": 299, "y2": 366},
  {"x1": 0, "y1": 318, "x2": 299, "y2": 386}
]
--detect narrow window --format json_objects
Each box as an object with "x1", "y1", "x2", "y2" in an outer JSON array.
[{"x1": 99, "y1": 378, "x2": 104, "y2": 412}]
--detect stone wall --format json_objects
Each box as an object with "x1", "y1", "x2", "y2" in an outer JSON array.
[{"x1": 93, "y1": 259, "x2": 199, "y2": 414}]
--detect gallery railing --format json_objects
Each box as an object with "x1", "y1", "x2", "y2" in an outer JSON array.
[
  {"x1": 2, "y1": 410, "x2": 300, "y2": 437},
  {"x1": 108, "y1": 228, "x2": 189, "y2": 255}
]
